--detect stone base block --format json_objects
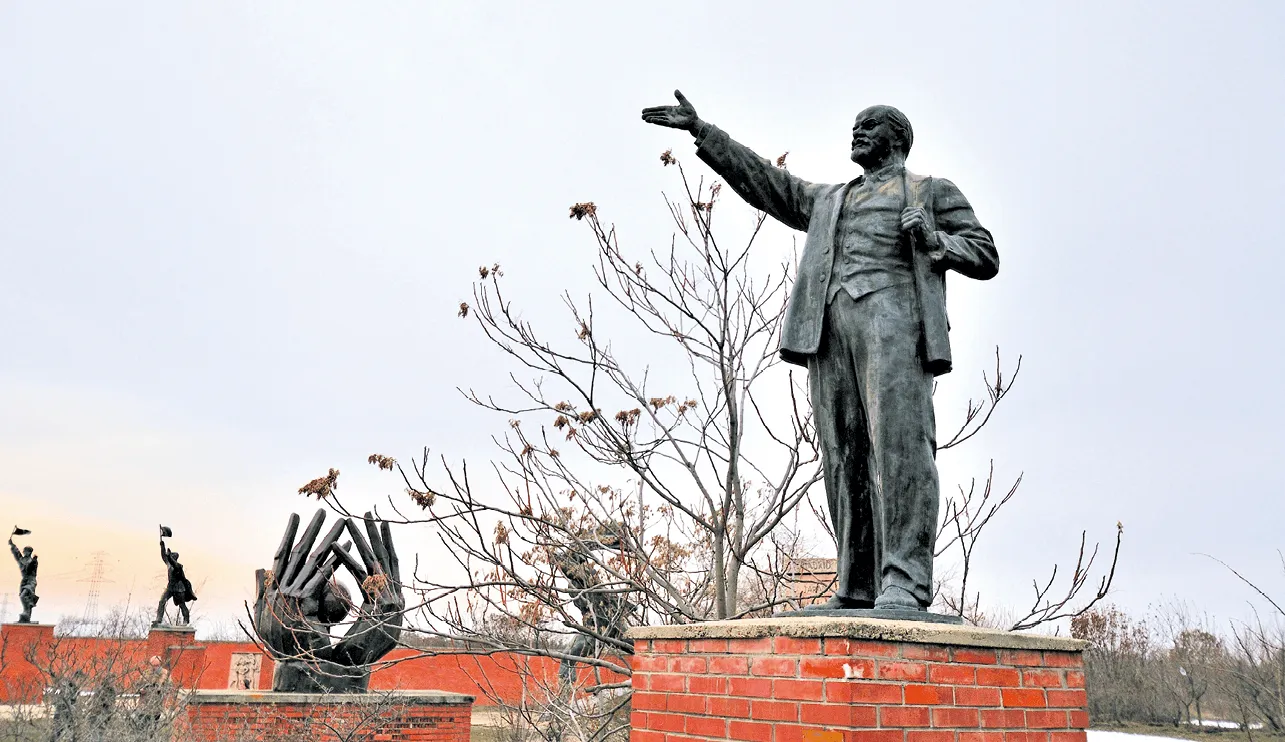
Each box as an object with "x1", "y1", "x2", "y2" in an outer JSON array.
[
  {"x1": 182, "y1": 689, "x2": 474, "y2": 742},
  {"x1": 774, "y1": 609, "x2": 963, "y2": 624},
  {"x1": 629, "y1": 617, "x2": 1088, "y2": 742}
]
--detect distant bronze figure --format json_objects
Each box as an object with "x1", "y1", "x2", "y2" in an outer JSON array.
[
  {"x1": 254, "y1": 509, "x2": 405, "y2": 692},
  {"x1": 154, "y1": 525, "x2": 197, "y2": 626},
  {"x1": 49, "y1": 669, "x2": 84, "y2": 741},
  {"x1": 9, "y1": 527, "x2": 38, "y2": 623},
  {"x1": 130, "y1": 656, "x2": 169, "y2": 736},
  {"x1": 643, "y1": 92, "x2": 998, "y2": 615}
]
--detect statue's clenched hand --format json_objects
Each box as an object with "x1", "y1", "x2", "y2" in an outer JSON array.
[
  {"x1": 641, "y1": 90, "x2": 700, "y2": 132},
  {"x1": 902, "y1": 206, "x2": 948, "y2": 269}
]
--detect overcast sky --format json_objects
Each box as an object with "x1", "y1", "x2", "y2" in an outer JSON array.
[{"x1": 2, "y1": 1, "x2": 1283, "y2": 635}]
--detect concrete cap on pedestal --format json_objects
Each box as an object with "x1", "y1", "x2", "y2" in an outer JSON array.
[
  {"x1": 187, "y1": 689, "x2": 476, "y2": 705},
  {"x1": 627, "y1": 616, "x2": 1085, "y2": 652}
]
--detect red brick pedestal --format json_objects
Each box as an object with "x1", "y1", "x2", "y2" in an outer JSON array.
[
  {"x1": 146, "y1": 625, "x2": 208, "y2": 687},
  {"x1": 181, "y1": 689, "x2": 474, "y2": 742},
  {"x1": 629, "y1": 617, "x2": 1087, "y2": 742},
  {"x1": 0, "y1": 623, "x2": 54, "y2": 702}
]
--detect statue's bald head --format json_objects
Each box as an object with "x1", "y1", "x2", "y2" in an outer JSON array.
[
  {"x1": 856, "y1": 105, "x2": 913, "y2": 156},
  {"x1": 851, "y1": 105, "x2": 914, "y2": 171}
]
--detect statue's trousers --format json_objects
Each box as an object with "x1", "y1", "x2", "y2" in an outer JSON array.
[{"x1": 807, "y1": 283, "x2": 939, "y2": 606}]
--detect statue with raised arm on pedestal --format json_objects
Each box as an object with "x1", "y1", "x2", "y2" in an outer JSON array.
[
  {"x1": 642, "y1": 92, "x2": 998, "y2": 617},
  {"x1": 9, "y1": 527, "x2": 38, "y2": 623},
  {"x1": 154, "y1": 525, "x2": 197, "y2": 627}
]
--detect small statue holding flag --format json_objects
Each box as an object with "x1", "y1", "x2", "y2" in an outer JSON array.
[
  {"x1": 154, "y1": 525, "x2": 197, "y2": 627},
  {"x1": 9, "y1": 527, "x2": 38, "y2": 623}
]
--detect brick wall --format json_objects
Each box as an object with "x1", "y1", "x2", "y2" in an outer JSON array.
[
  {"x1": 181, "y1": 690, "x2": 473, "y2": 742},
  {"x1": 0, "y1": 623, "x2": 619, "y2": 705},
  {"x1": 630, "y1": 620, "x2": 1088, "y2": 742}
]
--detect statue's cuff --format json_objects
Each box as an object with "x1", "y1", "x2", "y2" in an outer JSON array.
[{"x1": 692, "y1": 120, "x2": 712, "y2": 146}]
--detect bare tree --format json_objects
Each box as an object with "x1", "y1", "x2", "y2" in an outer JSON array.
[
  {"x1": 1073, "y1": 605, "x2": 1172, "y2": 725},
  {"x1": 312, "y1": 150, "x2": 1116, "y2": 739},
  {"x1": 0, "y1": 607, "x2": 192, "y2": 742},
  {"x1": 929, "y1": 351, "x2": 1122, "y2": 631},
  {"x1": 402, "y1": 156, "x2": 825, "y2": 620},
  {"x1": 1205, "y1": 554, "x2": 1285, "y2": 735},
  {"x1": 1150, "y1": 600, "x2": 1227, "y2": 729},
  {"x1": 310, "y1": 152, "x2": 825, "y2": 741},
  {"x1": 1225, "y1": 619, "x2": 1285, "y2": 734}
]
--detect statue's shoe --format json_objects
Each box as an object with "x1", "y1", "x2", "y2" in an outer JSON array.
[
  {"x1": 873, "y1": 586, "x2": 924, "y2": 612},
  {"x1": 803, "y1": 596, "x2": 874, "y2": 611}
]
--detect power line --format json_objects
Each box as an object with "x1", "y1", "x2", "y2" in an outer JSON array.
[{"x1": 77, "y1": 551, "x2": 114, "y2": 624}]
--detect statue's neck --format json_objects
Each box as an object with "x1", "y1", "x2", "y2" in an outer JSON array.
[{"x1": 860, "y1": 152, "x2": 906, "y2": 177}]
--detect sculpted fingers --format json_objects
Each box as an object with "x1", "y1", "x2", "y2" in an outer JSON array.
[
  {"x1": 362, "y1": 514, "x2": 390, "y2": 574},
  {"x1": 281, "y1": 509, "x2": 327, "y2": 588},
  {"x1": 900, "y1": 209, "x2": 929, "y2": 234},
  {"x1": 642, "y1": 91, "x2": 695, "y2": 129},
  {"x1": 380, "y1": 520, "x2": 401, "y2": 584},
  {"x1": 330, "y1": 541, "x2": 369, "y2": 585},
  {"x1": 255, "y1": 567, "x2": 270, "y2": 604},
  {"x1": 299, "y1": 544, "x2": 346, "y2": 598},
  {"x1": 284, "y1": 517, "x2": 347, "y2": 597},
  {"x1": 272, "y1": 513, "x2": 301, "y2": 579},
  {"x1": 641, "y1": 113, "x2": 677, "y2": 127},
  {"x1": 343, "y1": 517, "x2": 382, "y2": 576}
]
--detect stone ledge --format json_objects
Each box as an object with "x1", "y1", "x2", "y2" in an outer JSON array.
[
  {"x1": 627, "y1": 615, "x2": 1086, "y2": 652},
  {"x1": 187, "y1": 689, "x2": 475, "y2": 705}
]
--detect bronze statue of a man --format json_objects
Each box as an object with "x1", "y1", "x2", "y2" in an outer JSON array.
[
  {"x1": 642, "y1": 92, "x2": 998, "y2": 612},
  {"x1": 8, "y1": 528, "x2": 38, "y2": 623},
  {"x1": 154, "y1": 526, "x2": 197, "y2": 626}
]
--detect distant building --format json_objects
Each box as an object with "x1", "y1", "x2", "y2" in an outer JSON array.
[{"x1": 786, "y1": 557, "x2": 837, "y2": 608}]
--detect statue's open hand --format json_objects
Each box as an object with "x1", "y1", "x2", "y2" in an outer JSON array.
[
  {"x1": 325, "y1": 513, "x2": 405, "y2": 665},
  {"x1": 641, "y1": 90, "x2": 699, "y2": 132},
  {"x1": 331, "y1": 514, "x2": 403, "y2": 613},
  {"x1": 254, "y1": 509, "x2": 350, "y2": 660}
]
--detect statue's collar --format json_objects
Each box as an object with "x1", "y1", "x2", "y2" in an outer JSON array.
[{"x1": 862, "y1": 162, "x2": 904, "y2": 185}]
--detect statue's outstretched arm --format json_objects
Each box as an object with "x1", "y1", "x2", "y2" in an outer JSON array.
[{"x1": 642, "y1": 90, "x2": 820, "y2": 231}]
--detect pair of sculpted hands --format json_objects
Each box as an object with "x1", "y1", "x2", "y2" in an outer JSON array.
[
  {"x1": 641, "y1": 90, "x2": 946, "y2": 265},
  {"x1": 254, "y1": 509, "x2": 404, "y2": 668}
]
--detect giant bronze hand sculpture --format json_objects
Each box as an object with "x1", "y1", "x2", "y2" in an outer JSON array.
[{"x1": 254, "y1": 509, "x2": 405, "y2": 692}]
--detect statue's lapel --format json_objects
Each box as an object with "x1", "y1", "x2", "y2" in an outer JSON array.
[{"x1": 905, "y1": 170, "x2": 935, "y2": 227}]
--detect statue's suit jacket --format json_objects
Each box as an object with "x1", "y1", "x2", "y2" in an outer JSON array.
[{"x1": 695, "y1": 124, "x2": 999, "y2": 374}]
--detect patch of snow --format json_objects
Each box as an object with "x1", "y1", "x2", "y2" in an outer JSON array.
[
  {"x1": 1088, "y1": 732, "x2": 1185, "y2": 742},
  {"x1": 1191, "y1": 720, "x2": 1259, "y2": 729}
]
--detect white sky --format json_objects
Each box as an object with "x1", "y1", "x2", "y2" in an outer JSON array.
[{"x1": 1, "y1": 1, "x2": 1283, "y2": 635}]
